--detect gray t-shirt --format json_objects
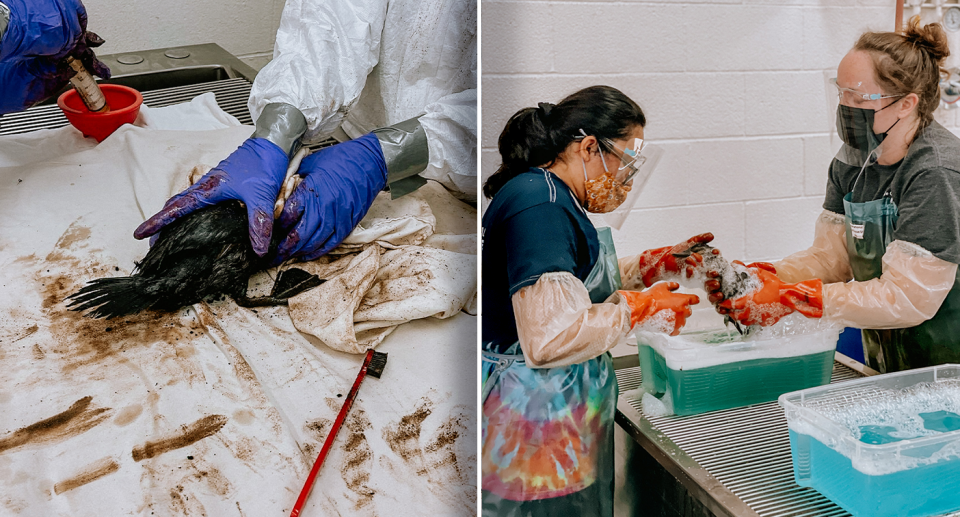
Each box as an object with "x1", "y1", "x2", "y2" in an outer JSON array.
[{"x1": 823, "y1": 120, "x2": 960, "y2": 264}]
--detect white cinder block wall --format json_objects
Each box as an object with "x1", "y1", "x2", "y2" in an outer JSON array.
[
  {"x1": 82, "y1": 0, "x2": 286, "y2": 71},
  {"x1": 482, "y1": 1, "x2": 960, "y2": 263}
]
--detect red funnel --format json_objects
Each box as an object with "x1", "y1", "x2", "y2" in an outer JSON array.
[{"x1": 57, "y1": 84, "x2": 143, "y2": 142}]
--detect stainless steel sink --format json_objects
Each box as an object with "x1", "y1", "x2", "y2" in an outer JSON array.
[{"x1": 99, "y1": 43, "x2": 259, "y2": 89}]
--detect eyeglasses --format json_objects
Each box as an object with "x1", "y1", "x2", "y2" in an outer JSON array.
[
  {"x1": 599, "y1": 137, "x2": 647, "y2": 183},
  {"x1": 576, "y1": 129, "x2": 647, "y2": 184},
  {"x1": 830, "y1": 78, "x2": 900, "y2": 104}
]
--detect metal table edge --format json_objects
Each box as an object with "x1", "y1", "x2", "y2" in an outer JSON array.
[
  {"x1": 613, "y1": 351, "x2": 876, "y2": 517},
  {"x1": 615, "y1": 398, "x2": 762, "y2": 517}
]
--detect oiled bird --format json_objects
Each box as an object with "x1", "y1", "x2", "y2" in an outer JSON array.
[
  {"x1": 67, "y1": 200, "x2": 322, "y2": 319},
  {"x1": 672, "y1": 241, "x2": 759, "y2": 335}
]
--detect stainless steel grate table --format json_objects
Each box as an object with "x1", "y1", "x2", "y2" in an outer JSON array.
[{"x1": 615, "y1": 359, "x2": 865, "y2": 517}]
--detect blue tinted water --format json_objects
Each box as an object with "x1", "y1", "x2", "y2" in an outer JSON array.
[
  {"x1": 858, "y1": 425, "x2": 902, "y2": 445},
  {"x1": 856, "y1": 411, "x2": 960, "y2": 445},
  {"x1": 790, "y1": 430, "x2": 960, "y2": 517},
  {"x1": 921, "y1": 410, "x2": 960, "y2": 433}
]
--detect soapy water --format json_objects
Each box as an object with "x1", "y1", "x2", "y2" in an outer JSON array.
[
  {"x1": 642, "y1": 390, "x2": 671, "y2": 418},
  {"x1": 636, "y1": 309, "x2": 677, "y2": 336},
  {"x1": 686, "y1": 313, "x2": 839, "y2": 347},
  {"x1": 790, "y1": 379, "x2": 960, "y2": 475},
  {"x1": 807, "y1": 379, "x2": 960, "y2": 445},
  {"x1": 671, "y1": 251, "x2": 762, "y2": 302}
]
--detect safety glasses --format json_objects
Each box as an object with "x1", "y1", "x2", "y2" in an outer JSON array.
[
  {"x1": 576, "y1": 129, "x2": 647, "y2": 184},
  {"x1": 599, "y1": 137, "x2": 647, "y2": 184},
  {"x1": 829, "y1": 78, "x2": 900, "y2": 106}
]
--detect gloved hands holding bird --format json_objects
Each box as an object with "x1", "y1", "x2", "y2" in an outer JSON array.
[
  {"x1": 715, "y1": 262, "x2": 824, "y2": 327},
  {"x1": 0, "y1": 0, "x2": 111, "y2": 115}
]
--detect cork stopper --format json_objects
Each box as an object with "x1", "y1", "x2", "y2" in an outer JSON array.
[{"x1": 66, "y1": 57, "x2": 109, "y2": 113}]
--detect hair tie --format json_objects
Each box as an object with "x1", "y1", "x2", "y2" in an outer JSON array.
[{"x1": 537, "y1": 102, "x2": 555, "y2": 119}]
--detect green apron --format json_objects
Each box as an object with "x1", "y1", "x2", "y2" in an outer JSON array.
[
  {"x1": 843, "y1": 192, "x2": 960, "y2": 372},
  {"x1": 480, "y1": 227, "x2": 621, "y2": 517}
]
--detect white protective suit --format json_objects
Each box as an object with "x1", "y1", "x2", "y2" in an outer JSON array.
[{"x1": 249, "y1": 0, "x2": 478, "y2": 201}]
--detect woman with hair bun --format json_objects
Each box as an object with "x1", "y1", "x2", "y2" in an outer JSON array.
[
  {"x1": 712, "y1": 17, "x2": 960, "y2": 374},
  {"x1": 480, "y1": 85, "x2": 711, "y2": 516}
]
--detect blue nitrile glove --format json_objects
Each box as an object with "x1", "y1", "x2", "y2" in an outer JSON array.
[
  {"x1": 274, "y1": 133, "x2": 388, "y2": 263},
  {"x1": 0, "y1": 0, "x2": 110, "y2": 114},
  {"x1": 134, "y1": 138, "x2": 290, "y2": 256}
]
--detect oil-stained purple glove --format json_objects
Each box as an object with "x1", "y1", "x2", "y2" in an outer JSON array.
[
  {"x1": 0, "y1": 0, "x2": 110, "y2": 114},
  {"x1": 273, "y1": 133, "x2": 388, "y2": 264},
  {"x1": 134, "y1": 138, "x2": 290, "y2": 256}
]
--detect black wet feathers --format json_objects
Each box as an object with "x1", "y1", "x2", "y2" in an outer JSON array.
[{"x1": 67, "y1": 201, "x2": 323, "y2": 319}]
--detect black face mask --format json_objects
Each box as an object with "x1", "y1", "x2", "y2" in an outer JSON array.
[{"x1": 835, "y1": 98, "x2": 902, "y2": 152}]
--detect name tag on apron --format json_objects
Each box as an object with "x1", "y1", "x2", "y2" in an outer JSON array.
[{"x1": 851, "y1": 223, "x2": 865, "y2": 240}]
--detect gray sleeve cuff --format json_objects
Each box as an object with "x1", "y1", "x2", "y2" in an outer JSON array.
[
  {"x1": 0, "y1": 3, "x2": 10, "y2": 42},
  {"x1": 252, "y1": 102, "x2": 307, "y2": 157},
  {"x1": 372, "y1": 115, "x2": 430, "y2": 199}
]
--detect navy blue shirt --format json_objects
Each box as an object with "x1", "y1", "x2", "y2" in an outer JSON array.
[{"x1": 481, "y1": 168, "x2": 600, "y2": 353}]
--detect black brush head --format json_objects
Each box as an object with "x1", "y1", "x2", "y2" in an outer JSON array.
[{"x1": 367, "y1": 351, "x2": 388, "y2": 379}]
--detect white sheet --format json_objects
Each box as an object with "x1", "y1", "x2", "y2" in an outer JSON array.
[{"x1": 0, "y1": 96, "x2": 476, "y2": 516}]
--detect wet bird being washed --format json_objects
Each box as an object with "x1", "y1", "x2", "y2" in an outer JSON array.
[
  {"x1": 667, "y1": 241, "x2": 763, "y2": 335},
  {"x1": 66, "y1": 200, "x2": 323, "y2": 319}
]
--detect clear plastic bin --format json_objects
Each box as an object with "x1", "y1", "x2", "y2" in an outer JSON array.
[
  {"x1": 779, "y1": 365, "x2": 960, "y2": 517},
  {"x1": 637, "y1": 320, "x2": 839, "y2": 416}
]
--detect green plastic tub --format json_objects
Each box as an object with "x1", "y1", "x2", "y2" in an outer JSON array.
[{"x1": 637, "y1": 318, "x2": 840, "y2": 416}]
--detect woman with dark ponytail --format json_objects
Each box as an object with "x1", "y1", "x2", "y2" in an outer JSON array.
[
  {"x1": 712, "y1": 17, "x2": 960, "y2": 377},
  {"x1": 480, "y1": 85, "x2": 713, "y2": 516}
]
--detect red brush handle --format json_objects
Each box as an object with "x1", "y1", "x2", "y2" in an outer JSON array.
[{"x1": 290, "y1": 349, "x2": 374, "y2": 517}]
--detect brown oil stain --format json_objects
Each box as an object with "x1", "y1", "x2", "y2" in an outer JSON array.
[
  {"x1": 190, "y1": 461, "x2": 232, "y2": 497},
  {"x1": 13, "y1": 324, "x2": 39, "y2": 343},
  {"x1": 382, "y1": 399, "x2": 466, "y2": 481},
  {"x1": 32, "y1": 223, "x2": 204, "y2": 384},
  {"x1": 14, "y1": 253, "x2": 38, "y2": 263},
  {"x1": 32, "y1": 344, "x2": 45, "y2": 360},
  {"x1": 300, "y1": 441, "x2": 317, "y2": 462},
  {"x1": 383, "y1": 398, "x2": 432, "y2": 466},
  {"x1": 340, "y1": 407, "x2": 375, "y2": 510},
  {"x1": 56, "y1": 225, "x2": 91, "y2": 250},
  {"x1": 0, "y1": 396, "x2": 112, "y2": 455},
  {"x1": 231, "y1": 409, "x2": 254, "y2": 426},
  {"x1": 194, "y1": 304, "x2": 287, "y2": 441},
  {"x1": 216, "y1": 433, "x2": 259, "y2": 464},
  {"x1": 2, "y1": 494, "x2": 25, "y2": 514},
  {"x1": 305, "y1": 418, "x2": 333, "y2": 443},
  {"x1": 195, "y1": 307, "x2": 263, "y2": 404},
  {"x1": 53, "y1": 456, "x2": 119, "y2": 494},
  {"x1": 132, "y1": 414, "x2": 228, "y2": 462},
  {"x1": 422, "y1": 416, "x2": 466, "y2": 480},
  {"x1": 113, "y1": 404, "x2": 143, "y2": 427},
  {"x1": 169, "y1": 484, "x2": 208, "y2": 516}
]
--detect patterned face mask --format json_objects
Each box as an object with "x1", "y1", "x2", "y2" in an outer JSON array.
[
  {"x1": 836, "y1": 102, "x2": 901, "y2": 152},
  {"x1": 581, "y1": 154, "x2": 631, "y2": 213}
]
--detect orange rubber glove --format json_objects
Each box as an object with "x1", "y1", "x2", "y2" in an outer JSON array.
[
  {"x1": 718, "y1": 266, "x2": 823, "y2": 327},
  {"x1": 618, "y1": 282, "x2": 700, "y2": 336},
  {"x1": 633, "y1": 233, "x2": 719, "y2": 288},
  {"x1": 704, "y1": 261, "x2": 777, "y2": 304}
]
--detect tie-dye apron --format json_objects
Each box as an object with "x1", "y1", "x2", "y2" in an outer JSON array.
[{"x1": 481, "y1": 227, "x2": 620, "y2": 516}]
